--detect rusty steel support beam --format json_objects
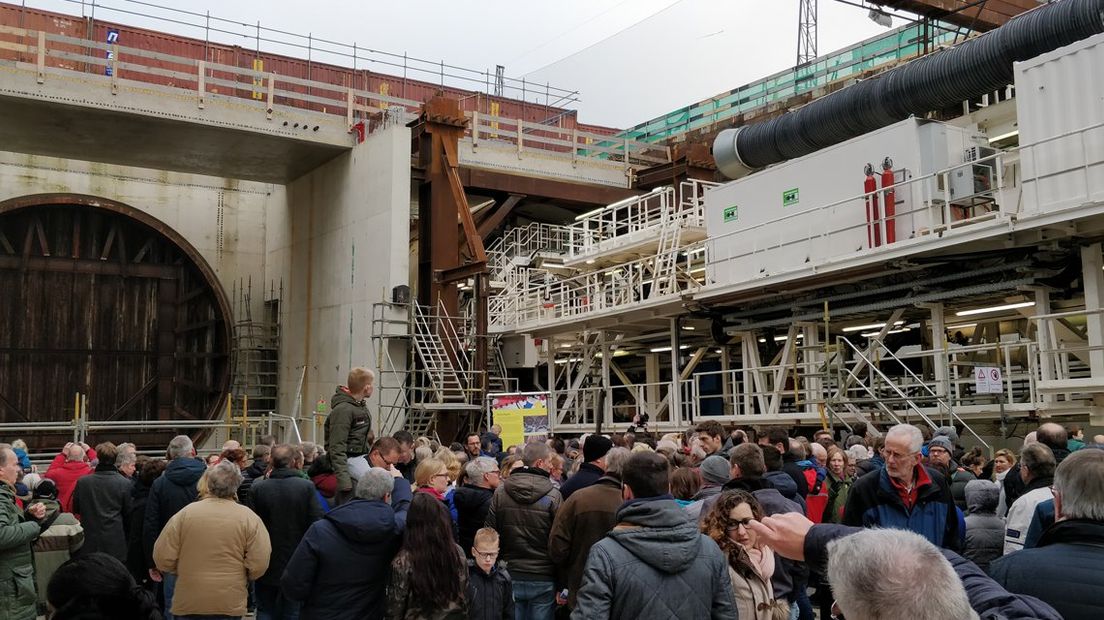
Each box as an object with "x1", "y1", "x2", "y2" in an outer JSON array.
[
  {"x1": 413, "y1": 96, "x2": 490, "y2": 443},
  {"x1": 476, "y1": 193, "x2": 526, "y2": 239},
  {"x1": 458, "y1": 167, "x2": 638, "y2": 207}
]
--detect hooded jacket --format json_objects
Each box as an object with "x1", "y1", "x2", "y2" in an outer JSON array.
[
  {"x1": 571, "y1": 497, "x2": 736, "y2": 619},
  {"x1": 962, "y1": 480, "x2": 1004, "y2": 572},
  {"x1": 143, "y1": 456, "x2": 206, "y2": 568},
  {"x1": 484, "y1": 467, "x2": 561, "y2": 581},
  {"x1": 805, "y1": 524, "x2": 1061, "y2": 620},
  {"x1": 842, "y1": 465, "x2": 961, "y2": 551},
  {"x1": 324, "y1": 388, "x2": 372, "y2": 491},
  {"x1": 763, "y1": 470, "x2": 808, "y2": 513},
  {"x1": 281, "y1": 479, "x2": 412, "y2": 620},
  {"x1": 989, "y1": 519, "x2": 1104, "y2": 620},
  {"x1": 0, "y1": 482, "x2": 40, "y2": 620}
]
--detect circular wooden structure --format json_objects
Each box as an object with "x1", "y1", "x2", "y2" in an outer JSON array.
[{"x1": 0, "y1": 194, "x2": 231, "y2": 451}]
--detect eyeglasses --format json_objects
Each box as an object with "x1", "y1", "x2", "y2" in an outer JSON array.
[
  {"x1": 432, "y1": 472, "x2": 449, "y2": 480},
  {"x1": 474, "y1": 549, "x2": 499, "y2": 560},
  {"x1": 725, "y1": 518, "x2": 753, "y2": 532},
  {"x1": 830, "y1": 600, "x2": 845, "y2": 619},
  {"x1": 881, "y1": 449, "x2": 914, "y2": 461}
]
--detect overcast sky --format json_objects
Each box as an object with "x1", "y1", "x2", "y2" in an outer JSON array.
[{"x1": 24, "y1": 0, "x2": 900, "y2": 127}]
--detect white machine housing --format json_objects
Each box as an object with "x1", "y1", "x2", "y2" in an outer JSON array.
[{"x1": 704, "y1": 118, "x2": 988, "y2": 287}]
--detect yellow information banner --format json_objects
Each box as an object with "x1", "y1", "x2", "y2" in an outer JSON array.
[{"x1": 489, "y1": 393, "x2": 549, "y2": 450}]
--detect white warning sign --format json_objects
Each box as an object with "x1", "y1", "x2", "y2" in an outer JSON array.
[{"x1": 975, "y1": 366, "x2": 1003, "y2": 394}]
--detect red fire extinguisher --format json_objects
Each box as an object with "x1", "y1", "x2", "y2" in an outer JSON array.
[
  {"x1": 881, "y1": 157, "x2": 896, "y2": 244},
  {"x1": 864, "y1": 163, "x2": 880, "y2": 248}
]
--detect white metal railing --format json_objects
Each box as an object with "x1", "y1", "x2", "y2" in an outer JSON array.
[
  {"x1": 487, "y1": 222, "x2": 571, "y2": 281},
  {"x1": 0, "y1": 22, "x2": 670, "y2": 167},
  {"x1": 550, "y1": 379, "x2": 697, "y2": 431},
  {"x1": 490, "y1": 244, "x2": 706, "y2": 329},
  {"x1": 567, "y1": 187, "x2": 679, "y2": 257},
  {"x1": 467, "y1": 110, "x2": 670, "y2": 168}
]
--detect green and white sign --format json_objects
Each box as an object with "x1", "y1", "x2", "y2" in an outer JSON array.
[
  {"x1": 723, "y1": 205, "x2": 738, "y2": 222},
  {"x1": 783, "y1": 188, "x2": 799, "y2": 206}
]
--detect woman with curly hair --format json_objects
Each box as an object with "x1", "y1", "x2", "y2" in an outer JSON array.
[
  {"x1": 386, "y1": 493, "x2": 468, "y2": 619},
  {"x1": 701, "y1": 490, "x2": 785, "y2": 620}
]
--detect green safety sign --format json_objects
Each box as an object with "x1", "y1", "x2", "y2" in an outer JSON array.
[
  {"x1": 723, "y1": 205, "x2": 738, "y2": 222},
  {"x1": 783, "y1": 188, "x2": 799, "y2": 206}
]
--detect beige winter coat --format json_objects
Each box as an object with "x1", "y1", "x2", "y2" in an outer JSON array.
[
  {"x1": 727, "y1": 545, "x2": 779, "y2": 620},
  {"x1": 153, "y1": 496, "x2": 271, "y2": 616}
]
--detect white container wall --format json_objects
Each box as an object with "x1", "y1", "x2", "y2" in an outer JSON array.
[
  {"x1": 704, "y1": 118, "x2": 983, "y2": 288},
  {"x1": 1016, "y1": 32, "x2": 1104, "y2": 216}
]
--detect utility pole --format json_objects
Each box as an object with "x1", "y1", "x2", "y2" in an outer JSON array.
[{"x1": 797, "y1": 0, "x2": 818, "y2": 66}]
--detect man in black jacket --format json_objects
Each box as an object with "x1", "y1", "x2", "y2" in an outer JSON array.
[
  {"x1": 749, "y1": 512, "x2": 1060, "y2": 620},
  {"x1": 239, "y1": 444, "x2": 270, "y2": 506},
  {"x1": 557, "y1": 435, "x2": 611, "y2": 500},
  {"x1": 72, "y1": 442, "x2": 133, "y2": 562},
  {"x1": 251, "y1": 443, "x2": 323, "y2": 620},
  {"x1": 989, "y1": 448, "x2": 1104, "y2": 620},
  {"x1": 454, "y1": 456, "x2": 500, "y2": 556},
  {"x1": 144, "y1": 434, "x2": 207, "y2": 618}
]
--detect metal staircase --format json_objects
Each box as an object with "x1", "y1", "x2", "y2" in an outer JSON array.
[{"x1": 832, "y1": 336, "x2": 990, "y2": 450}]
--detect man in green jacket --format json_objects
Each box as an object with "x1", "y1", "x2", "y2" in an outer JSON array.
[
  {"x1": 0, "y1": 444, "x2": 54, "y2": 620},
  {"x1": 325, "y1": 367, "x2": 374, "y2": 505}
]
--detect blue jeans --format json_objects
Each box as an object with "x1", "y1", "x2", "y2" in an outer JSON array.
[
  {"x1": 512, "y1": 579, "x2": 555, "y2": 620},
  {"x1": 163, "y1": 572, "x2": 178, "y2": 620},
  {"x1": 255, "y1": 582, "x2": 302, "y2": 620}
]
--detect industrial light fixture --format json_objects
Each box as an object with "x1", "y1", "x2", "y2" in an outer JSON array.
[
  {"x1": 842, "y1": 320, "x2": 904, "y2": 333},
  {"x1": 585, "y1": 259, "x2": 596, "y2": 265},
  {"x1": 773, "y1": 334, "x2": 804, "y2": 342},
  {"x1": 649, "y1": 345, "x2": 690, "y2": 353},
  {"x1": 945, "y1": 322, "x2": 977, "y2": 331},
  {"x1": 955, "y1": 301, "x2": 1035, "y2": 317},
  {"x1": 988, "y1": 130, "x2": 1019, "y2": 144},
  {"x1": 861, "y1": 328, "x2": 910, "y2": 337},
  {"x1": 682, "y1": 325, "x2": 696, "y2": 330}
]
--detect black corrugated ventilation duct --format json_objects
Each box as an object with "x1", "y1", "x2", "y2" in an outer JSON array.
[{"x1": 713, "y1": 0, "x2": 1104, "y2": 178}]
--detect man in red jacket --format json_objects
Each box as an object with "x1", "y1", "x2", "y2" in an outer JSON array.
[{"x1": 44, "y1": 442, "x2": 95, "y2": 512}]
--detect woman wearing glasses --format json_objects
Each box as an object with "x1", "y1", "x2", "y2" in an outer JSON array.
[
  {"x1": 385, "y1": 493, "x2": 468, "y2": 619},
  {"x1": 702, "y1": 490, "x2": 786, "y2": 620},
  {"x1": 415, "y1": 458, "x2": 459, "y2": 541}
]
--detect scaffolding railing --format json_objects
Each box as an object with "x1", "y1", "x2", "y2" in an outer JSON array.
[{"x1": 489, "y1": 244, "x2": 706, "y2": 330}]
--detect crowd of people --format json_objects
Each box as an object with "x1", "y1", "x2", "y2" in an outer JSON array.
[{"x1": 1, "y1": 368, "x2": 1103, "y2": 619}]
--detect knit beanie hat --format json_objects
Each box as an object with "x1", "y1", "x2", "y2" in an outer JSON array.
[
  {"x1": 934, "y1": 426, "x2": 959, "y2": 445},
  {"x1": 928, "y1": 436, "x2": 954, "y2": 454},
  {"x1": 700, "y1": 455, "x2": 731, "y2": 486},
  {"x1": 583, "y1": 435, "x2": 613, "y2": 463}
]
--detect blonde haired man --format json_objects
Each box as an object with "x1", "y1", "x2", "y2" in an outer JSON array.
[{"x1": 325, "y1": 367, "x2": 375, "y2": 505}]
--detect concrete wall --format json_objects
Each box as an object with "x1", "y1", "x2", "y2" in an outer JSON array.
[
  {"x1": 277, "y1": 122, "x2": 411, "y2": 436},
  {"x1": 0, "y1": 150, "x2": 280, "y2": 322}
]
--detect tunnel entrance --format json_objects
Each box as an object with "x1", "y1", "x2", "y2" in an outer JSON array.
[{"x1": 0, "y1": 194, "x2": 231, "y2": 452}]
